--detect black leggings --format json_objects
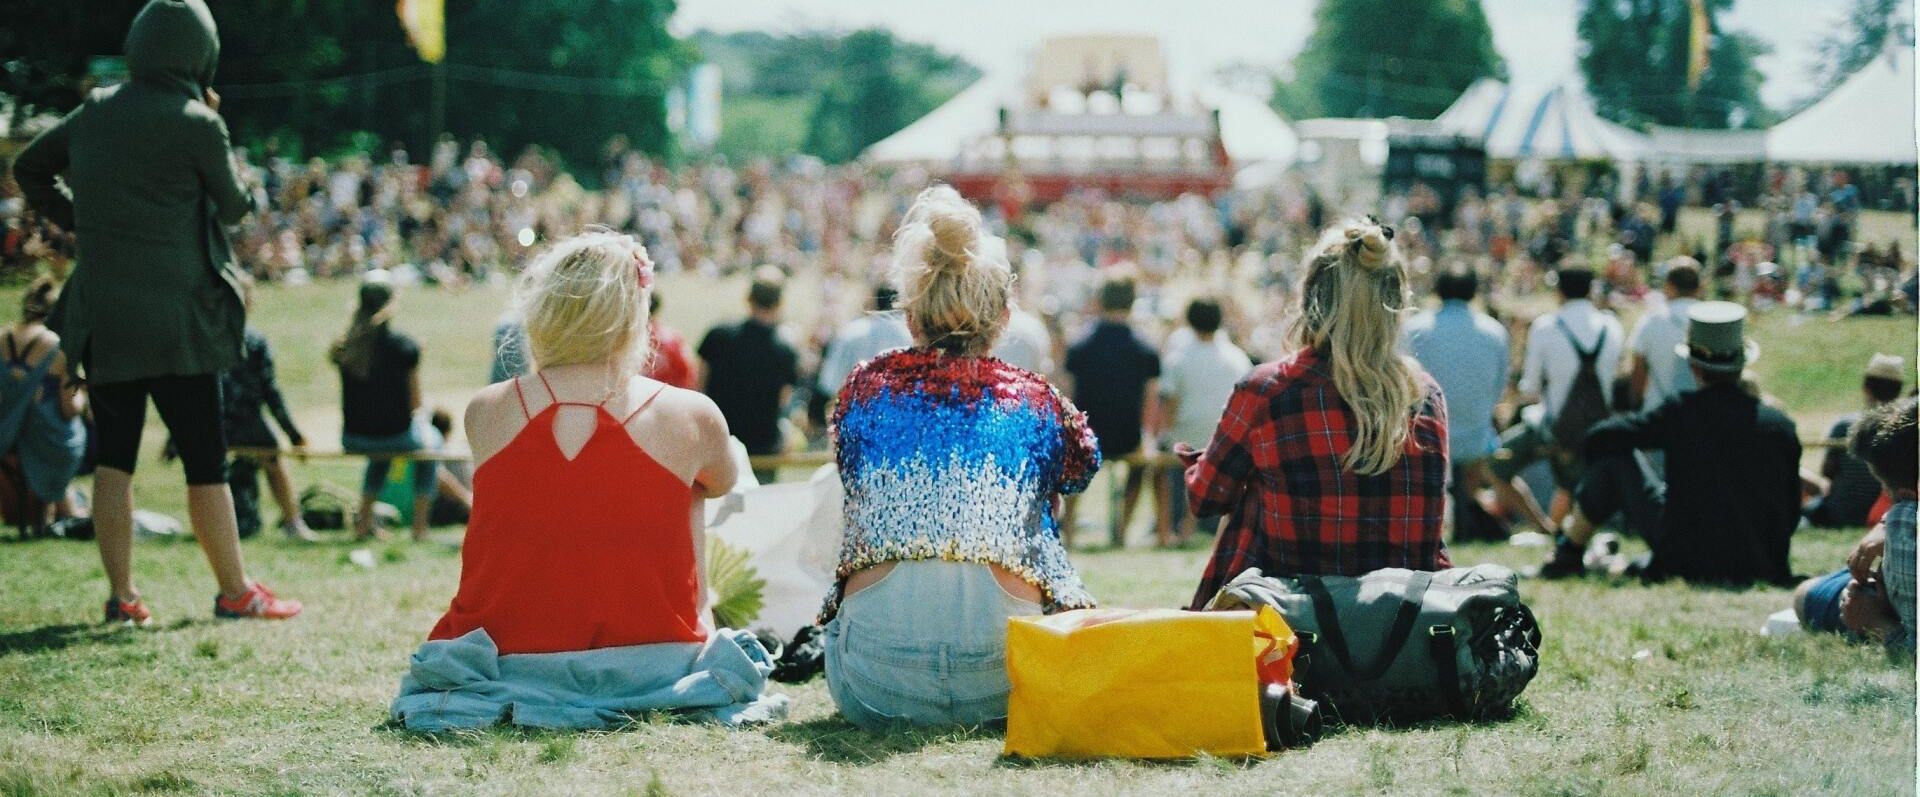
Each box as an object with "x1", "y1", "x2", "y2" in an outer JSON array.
[{"x1": 91, "y1": 374, "x2": 229, "y2": 485}]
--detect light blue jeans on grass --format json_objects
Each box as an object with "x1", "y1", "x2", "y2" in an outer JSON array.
[
  {"x1": 343, "y1": 416, "x2": 439, "y2": 498},
  {"x1": 824, "y1": 560, "x2": 1043, "y2": 731}
]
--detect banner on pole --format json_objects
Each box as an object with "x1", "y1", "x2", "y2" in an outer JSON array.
[{"x1": 397, "y1": 0, "x2": 445, "y2": 64}]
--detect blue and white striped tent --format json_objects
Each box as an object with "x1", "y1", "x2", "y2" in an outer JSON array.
[{"x1": 1435, "y1": 78, "x2": 1650, "y2": 162}]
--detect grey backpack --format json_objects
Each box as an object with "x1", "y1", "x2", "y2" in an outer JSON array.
[{"x1": 1207, "y1": 565, "x2": 1542, "y2": 724}]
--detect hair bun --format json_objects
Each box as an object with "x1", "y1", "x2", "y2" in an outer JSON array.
[
  {"x1": 1348, "y1": 224, "x2": 1390, "y2": 270},
  {"x1": 925, "y1": 209, "x2": 975, "y2": 274}
]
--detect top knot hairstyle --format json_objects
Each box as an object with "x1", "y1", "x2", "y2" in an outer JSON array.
[
  {"x1": 1343, "y1": 222, "x2": 1393, "y2": 270},
  {"x1": 891, "y1": 185, "x2": 1013, "y2": 356},
  {"x1": 1291, "y1": 216, "x2": 1425, "y2": 476},
  {"x1": 513, "y1": 228, "x2": 654, "y2": 374}
]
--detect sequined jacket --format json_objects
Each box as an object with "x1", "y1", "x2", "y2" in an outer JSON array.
[{"x1": 821, "y1": 348, "x2": 1100, "y2": 621}]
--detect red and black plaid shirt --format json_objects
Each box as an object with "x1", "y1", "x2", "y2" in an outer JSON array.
[{"x1": 1186, "y1": 347, "x2": 1452, "y2": 609}]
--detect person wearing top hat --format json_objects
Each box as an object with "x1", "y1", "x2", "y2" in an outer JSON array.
[
  {"x1": 1536, "y1": 302, "x2": 1802, "y2": 585},
  {"x1": 1804, "y1": 353, "x2": 1908, "y2": 529}
]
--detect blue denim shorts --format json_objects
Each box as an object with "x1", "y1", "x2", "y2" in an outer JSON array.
[
  {"x1": 824, "y1": 560, "x2": 1043, "y2": 731},
  {"x1": 1801, "y1": 569, "x2": 1853, "y2": 634},
  {"x1": 343, "y1": 416, "x2": 439, "y2": 498}
]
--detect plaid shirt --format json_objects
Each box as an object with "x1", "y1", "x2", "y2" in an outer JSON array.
[
  {"x1": 1883, "y1": 498, "x2": 1917, "y2": 650},
  {"x1": 1186, "y1": 348, "x2": 1452, "y2": 609}
]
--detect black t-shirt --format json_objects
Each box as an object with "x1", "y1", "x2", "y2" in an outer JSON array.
[
  {"x1": 1065, "y1": 320, "x2": 1162, "y2": 457},
  {"x1": 698, "y1": 318, "x2": 799, "y2": 454},
  {"x1": 339, "y1": 328, "x2": 421, "y2": 438}
]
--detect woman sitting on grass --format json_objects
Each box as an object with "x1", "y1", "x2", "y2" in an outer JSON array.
[
  {"x1": 1181, "y1": 217, "x2": 1451, "y2": 609},
  {"x1": 431, "y1": 230, "x2": 733, "y2": 652},
  {"x1": 0, "y1": 276, "x2": 86, "y2": 532},
  {"x1": 822, "y1": 185, "x2": 1100, "y2": 730},
  {"x1": 331, "y1": 271, "x2": 436, "y2": 541},
  {"x1": 393, "y1": 231, "x2": 784, "y2": 731}
]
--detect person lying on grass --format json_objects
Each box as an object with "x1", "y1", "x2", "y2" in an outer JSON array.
[
  {"x1": 820, "y1": 184, "x2": 1100, "y2": 731},
  {"x1": 1794, "y1": 397, "x2": 1917, "y2": 650}
]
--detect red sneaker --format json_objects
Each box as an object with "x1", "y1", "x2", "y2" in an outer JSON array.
[
  {"x1": 214, "y1": 582, "x2": 303, "y2": 620},
  {"x1": 104, "y1": 596, "x2": 152, "y2": 627}
]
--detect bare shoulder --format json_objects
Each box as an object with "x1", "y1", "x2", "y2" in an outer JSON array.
[
  {"x1": 465, "y1": 380, "x2": 528, "y2": 458},
  {"x1": 648, "y1": 385, "x2": 728, "y2": 438}
]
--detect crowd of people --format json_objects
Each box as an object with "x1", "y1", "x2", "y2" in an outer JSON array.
[{"x1": 3, "y1": 0, "x2": 1915, "y2": 739}]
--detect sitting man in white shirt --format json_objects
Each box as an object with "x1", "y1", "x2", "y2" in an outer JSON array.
[
  {"x1": 1490, "y1": 267, "x2": 1626, "y2": 532},
  {"x1": 1626, "y1": 258, "x2": 1702, "y2": 411}
]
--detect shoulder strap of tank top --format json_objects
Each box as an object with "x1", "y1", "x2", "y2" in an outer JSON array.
[
  {"x1": 535, "y1": 371, "x2": 566, "y2": 405},
  {"x1": 511, "y1": 376, "x2": 532, "y2": 419},
  {"x1": 621, "y1": 382, "x2": 671, "y2": 426}
]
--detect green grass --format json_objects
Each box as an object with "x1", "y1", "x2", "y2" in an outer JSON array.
[
  {"x1": 0, "y1": 274, "x2": 1913, "y2": 795},
  {"x1": 0, "y1": 532, "x2": 1910, "y2": 795}
]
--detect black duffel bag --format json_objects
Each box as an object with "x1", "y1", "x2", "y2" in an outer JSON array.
[{"x1": 1206, "y1": 565, "x2": 1542, "y2": 724}]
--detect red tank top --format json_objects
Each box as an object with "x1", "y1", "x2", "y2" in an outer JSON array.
[{"x1": 428, "y1": 375, "x2": 705, "y2": 654}]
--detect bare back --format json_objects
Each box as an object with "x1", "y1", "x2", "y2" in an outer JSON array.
[{"x1": 465, "y1": 368, "x2": 737, "y2": 498}]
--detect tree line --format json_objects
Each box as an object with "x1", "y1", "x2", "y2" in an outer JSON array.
[{"x1": 2, "y1": 0, "x2": 1909, "y2": 172}]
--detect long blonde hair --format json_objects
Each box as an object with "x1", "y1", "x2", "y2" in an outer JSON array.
[
  {"x1": 891, "y1": 185, "x2": 1013, "y2": 356},
  {"x1": 1289, "y1": 217, "x2": 1425, "y2": 476},
  {"x1": 513, "y1": 229, "x2": 653, "y2": 375}
]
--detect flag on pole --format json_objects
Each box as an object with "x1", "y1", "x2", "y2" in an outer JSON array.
[
  {"x1": 1686, "y1": 0, "x2": 1710, "y2": 90},
  {"x1": 397, "y1": 0, "x2": 445, "y2": 64}
]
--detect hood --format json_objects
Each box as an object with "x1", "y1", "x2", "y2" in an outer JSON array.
[{"x1": 124, "y1": 0, "x2": 220, "y2": 98}]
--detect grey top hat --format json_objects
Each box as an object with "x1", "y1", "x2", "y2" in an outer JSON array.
[{"x1": 1674, "y1": 301, "x2": 1760, "y2": 374}]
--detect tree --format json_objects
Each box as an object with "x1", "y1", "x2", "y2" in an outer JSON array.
[
  {"x1": 1811, "y1": 0, "x2": 1914, "y2": 96},
  {"x1": 5, "y1": 0, "x2": 691, "y2": 173},
  {"x1": 802, "y1": 30, "x2": 908, "y2": 163},
  {"x1": 3, "y1": 0, "x2": 146, "y2": 130},
  {"x1": 1578, "y1": 0, "x2": 1773, "y2": 129},
  {"x1": 1272, "y1": 0, "x2": 1505, "y2": 120}
]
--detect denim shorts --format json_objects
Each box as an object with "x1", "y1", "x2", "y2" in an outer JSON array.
[
  {"x1": 343, "y1": 416, "x2": 439, "y2": 498},
  {"x1": 1801, "y1": 569, "x2": 1853, "y2": 634},
  {"x1": 824, "y1": 560, "x2": 1043, "y2": 731}
]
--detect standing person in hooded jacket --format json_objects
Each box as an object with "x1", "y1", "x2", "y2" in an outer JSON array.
[{"x1": 11, "y1": 0, "x2": 302, "y2": 623}]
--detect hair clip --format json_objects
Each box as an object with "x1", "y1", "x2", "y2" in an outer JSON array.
[{"x1": 633, "y1": 246, "x2": 654, "y2": 290}]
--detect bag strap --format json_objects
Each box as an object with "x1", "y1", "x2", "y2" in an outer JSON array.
[
  {"x1": 1427, "y1": 624, "x2": 1469, "y2": 719},
  {"x1": 1554, "y1": 317, "x2": 1604, "y2": 364},
  {"x1": 1299, "y1": 571, "x2": 1433, "y2": 682}
]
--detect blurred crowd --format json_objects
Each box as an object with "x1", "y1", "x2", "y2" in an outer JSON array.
[
  {"x1": 5, "y1": 135, "x2": 1911, "y2": 329},
  {"x1": 1, "y1": 132, "x2": 1916, "y2": 560}
]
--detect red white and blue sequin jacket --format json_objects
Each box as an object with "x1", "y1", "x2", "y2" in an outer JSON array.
[{"x1": 820, "y1": 348, "x2": 1101, "y2": 621}]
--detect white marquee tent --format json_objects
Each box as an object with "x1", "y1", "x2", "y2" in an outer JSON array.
[
  {"x1": 1434, "y1": 78, "x2": 1650, "y2": 162},
  {"x1": 1766, "y1": 44, "x2": 1916, "y2": 165},
  {"x1": 861, "y1": 75, "x2": 1297, "y2": 168}
]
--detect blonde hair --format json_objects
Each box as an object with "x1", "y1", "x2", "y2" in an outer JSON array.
[
  {"x1": 891, "y1": 185, "x2": 1013, "y2": 356},
  {"x1": 513, "y1": 229, "x2": 652, "y2": 374},
  {"x1": 1290, "y1": 218, "x2": 1425, "y2": 476}
]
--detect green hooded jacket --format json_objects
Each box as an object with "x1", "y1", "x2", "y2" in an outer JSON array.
[{"x1": 10, "y1": 0, "x2": 253, "y2": 385}]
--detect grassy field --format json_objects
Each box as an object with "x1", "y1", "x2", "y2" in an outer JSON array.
[{"x1": 0, "y1": 275, "x2": 1914, "y2": 795}]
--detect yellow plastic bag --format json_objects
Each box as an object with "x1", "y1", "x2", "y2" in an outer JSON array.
[{"x1": 1003, "y1": 606, "x2": 1294, "y2": 760}]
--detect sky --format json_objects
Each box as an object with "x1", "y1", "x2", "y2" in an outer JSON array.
[{"x1": 671, "y1": 0, "x2": 1915, "y2": 112}]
